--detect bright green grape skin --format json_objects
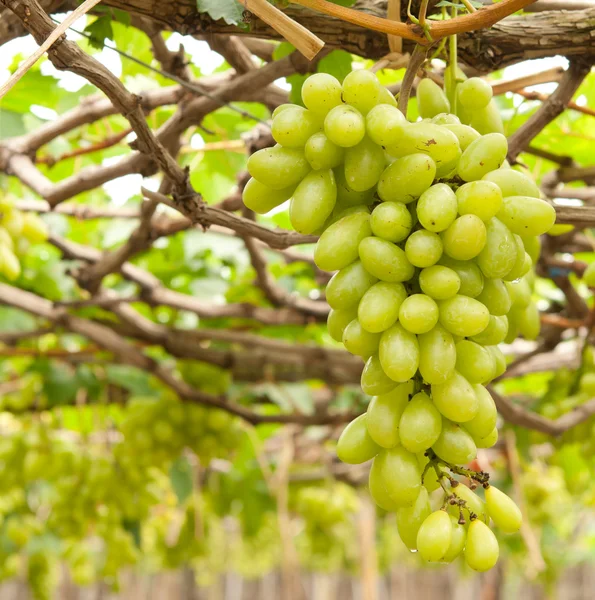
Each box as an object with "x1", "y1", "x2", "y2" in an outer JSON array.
[
  {"x1": 485, "y1": 486, "x2": 522, "y2": 533},
  {"x1": 242, "y1": 178, "x2": 295, "y2": 214},
  {"x1": 432, "y1": 113, "x2": 460, "y2": 125},
  {"x1": 475, "y1": 426, "x2": 499, "y2": 449},
  {"x1": 470, "y1": 315, "x2": 508, "y2": 345},
  {"x1": 334, "y1": 168, "x2": 376, "y2": 207},
  {"x1": 377, "y1": 85, "x2": 398, "y2": 107},
  {"x1": 442, "y1": 516, "x2": 467, "y2": 563},
  {"x1": 377, "y1": 446, "x2": 421, "y2": 505},
  {"x1": 457, "y1": 77, "x2": 493, "y2": 110},
  {"x1": 465, "y1": 520, "x2": 499, "y2": 572},
  {"x1": 483, "y1": 169, "x2": 541, "y2": 198},
  {"x1": 462, "y1": 385, "x2": 498, "y2": 441},
  {"x1": 432, "y1": 419, "x2": 477, "y2": 464},
  {"x1": 503, "y1": 236, "x2": 530, "y2": 282},
  {"x1": 324, "y1": 105, "x2": 366, "y2": 148},
  {"x1": 497, "y1": 196, "x2": 556, "y2": 237},
  {"x1": 344, "y1": 137, "x2": 386, "y2": 191},
  {"x1": 314, "y1": 212, "x2": 372, "y2": 271},
  {"x1": 438, "y1": 256, "x2": 484, "y2": 298},
  {"x1": 377, "y1": 154, "x2": 437, "y2": 204},
  {"x1": 247, "y1": 147, "x2": 310, "y2": 189},
  {"x1": 272, "y1": 103, "x2": 301, "y2": 118},
  {"x1": 432, "y1": 371, "x2": 478, "y2": 423},
  {"x1": 290, "y1": 169, "x2": 337, "y2": 234},
  {"x1": 342, "y1": 69, "x2": 380, "y2": 114},
  {"x1": 458, "y1": 133, "x2": 508, "y2": 182},
  {"x1": 507, "y1": 276, "x2": 531, "y2": 308},
  {"x1": 358, "y1": 282, "x2": 407, "y2": 333},
  {"x1": 417, "y1": 78, "x2": 450, "y2": 119},
  {"x1": 417, "y1": 510, "x2": 452, "y2": 562},
  {"x1": 326, "y1": 261, "x2": 378, "y2": 309},
  {"x1": 396, "y1": 487, "x2": 431, "y2": 550},
  {"x1": 370, "y1": 202, "x2": 412, "y2": 243},
  {"x1": 456, "y1": 181, "x2": 503, "y2": 222},
  {"x1": 342, "y1": 319, "x2": 381, "y2": 358},
  {"x1": 369, "y1": 457, "x2": 401, "y2": 511},
  {"x1": 379, "y1": 324, "x2": 420, "y2": 383},
  {"x1": 405, "y1": 230, "x2": 443, "y2": 268},
  {"x1": 419, "y1": 266, "x2": 461, "y2": 300},
  {"x1": 441, "y1": 215, "x2": 486, "y2": 261},
  {"x1": 487, "y1": 345, "x2": 507, "y2": 378},
  {"x1": 358, "y1": 237, "x2": 415, "y2": 283},
  {"x1": 443, "y1": 124, "x2": 481, "y2": 151},
  {"x1": 366, "y1": 384, "x2": 411, "y2": 448},
  {"x1": 476, "y1": 278, "x2": 511, "y2": 316},
  {"x1": 365, "y1": 104, "x2": 406, "y2": 147},
  {"x1": 399, "y1": 392, "x2": 442, "y2": 453},
  {"x1": 305, "y1": 132, "x2": 345, "y2": 170},
  {"x1": 416, "y1": 183, "x2": 458, "y2": 233},
  {"x1": 361, "y1": 354, "x2": 398, "y2": 396},
  {"x1": 327, "y1": 307, "x2": 358, "y2": 342},
  {"x1": 455, "y1": 340, "x2": 495, "y2": 384},
  {"x1": 398, "y1": 294, "x2": 439, "y2": 335},
  {"x1": 272, "y1": 106, "x2": 321, "y2": 148},
  {"x1": 438, "y1": 295, "x2": 490, "y2": 337},
  {"x1": 418, "y1": 324, "x2": 456, "y2": 385},
  {"x1": 517, "y1": 302, "x2": 540, "y2": 340},
  {"x1": 336, "y1": 414, "x2": 381, "y2": 464},
  {"x1": 301, "y1": 73, "x2": 343, "y2": 117},
  {"x1": 448, "y1": 482, "x2": 488, "y2": 523},
  {"x1": 477, "y1": 217, "x2": 517, "y2": 279}
]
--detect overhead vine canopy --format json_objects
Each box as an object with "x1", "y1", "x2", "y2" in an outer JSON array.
[{"x1": 0, "y1": 0, "x2": 595, "y2": 597}]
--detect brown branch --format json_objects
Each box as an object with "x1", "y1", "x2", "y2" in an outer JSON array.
[
  {"x1": 515, "y1": 88, "x2": 595, "y2": 119},
  {"x1": 491, "y1": 67, "x2": 564, "y2": 95}
]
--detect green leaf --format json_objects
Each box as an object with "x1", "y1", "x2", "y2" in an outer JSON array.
[
  {"x1": 196, "y1": 0, "x2": 245, "y2": 25},
  {"x1": 84, "y1": 15, "x2": 114, "y2": 50},
  {"x1": 170, "y1": 457, "x2": 194, "y2": 504}
]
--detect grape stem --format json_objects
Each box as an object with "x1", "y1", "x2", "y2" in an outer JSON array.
[
  {"x1": 397, "y1": 44, "x2": 428, "y2": 115},
  {"x1": 461, "y1": 0, "x2": 478, "y2": 13},
  {"x1": 425, "y1": 449, "x2": 490, "y2": 485}
]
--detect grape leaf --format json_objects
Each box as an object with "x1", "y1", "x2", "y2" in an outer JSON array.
[
  {"x1": 84, "y1": 15, "x2": 114, "y2": 50},
  {"x1": 196, "y1": 0, "x2": 245, "y2": 25}
]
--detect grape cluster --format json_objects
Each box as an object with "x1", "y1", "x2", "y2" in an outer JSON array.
[{"x1": 244, "y1": 68, "x2": 557, "y2": 570}]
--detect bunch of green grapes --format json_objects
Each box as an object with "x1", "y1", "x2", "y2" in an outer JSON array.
[
  {"x1": 0, "y1": 194, "x2": 48, "y2": 281},
  {"x1": 243, "y1": 69, "x2": 557, "y2": 571}
]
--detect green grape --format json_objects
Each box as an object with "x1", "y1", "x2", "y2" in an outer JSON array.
[
  {"x1": 443, "y1": 123, "x2": 481, "y2": 151},
  {"x1": 272, "y1": 103, "x2": 301, "y2": 118},
  {"x1": 344, "y1": 137, "x2": 386, "y2": 191},
  {"x1": 272, "y1": 106, "x2": 321, "y2": 148},
  {"x1": 448, "y1": 482, "x2": 488, "y2": 523},
  {"x1": 379, "y1": 324, "x2": 420, "y2": 382},
  {"x1": 458, "y1": 133, "x2": 508, "y2": 181},
  {"x1": 516, "y1": 302, "x2": 540, "y2": 340},
  {"x1": 418, "y1": 324, "x2": 456, "y2": 385},
  {"x1": 438, "y1": 256, "x2": 484, "y2": 298},
  {"x1": 342, "y1": 319, "x2": 381, "y2": 358},
  {"x1": 314, "y1": 212, "x2": 372, "y2": 271},
  {"x1": 417, "y1": 510, "x2": 452, "y2": 562},
  {"x1": 456, "y1": 181, "x2": 503, "y2": 222},
  {"x1": 416, "y1": 183, "x2": 458, "y2": 232},
  {"x1": 432, "y1": 371, "x2": 478, "y2": 423},
  {"x1": 497, "y1": 196, "x2": 556, "y2": 236},
  {"x1": 377, "y1": 153, "x2": 437, "y2": 203},
  {"x1": 477, "y1": 217, "x2": 517, "y2": 279},
  {"x1": 398, "y1": 294, "x2": 439, "y2": 335},
  {"x1": 503, "y1": 236, "x2": 530, "y2": 282},
  {"x1": 365, "y1": 104, "x2": 406, "y2": 147},
  {"x1": 465, "y1": 519, "x2": 499, "y2": 572},
  {"x1": 483, "y1": 168, "x2": 541, "y2": 198},
  {"x1": 361, "y1": 354, "x2": 398, "y2": 396},
  {"x1": 507, "y1": 276, "x2": 532, "y2": 308},
  {"x1": 419, "y1": 265, "x2": 461, "y2": 300},
  {"x1": 242, "y1": 178, "x2": 295, "y2": 214},
  {"x1": 366, "y1": 384, "x2": 411, "y2": 448},
  {"x1": 324, "y1": 105, "x2": 366, "y2": 147},
  {"x1": 396, "y1": 487, "x2": 431, "y2": 550},
  {"x1": 417, "y1": 78, "x2": 450, "y2": 118},
  {"x1": 469, "y1": 314, "x2": 508, "y2": 345},
  {"x1": 455, "y1": 340, "x2": 495, "y2": 384},
  {"x1": 476, "y1": 278, "x2": 511, "y2": 316},
  {"x1": 548, "y1": 223, "x2": 575, "y2": 236},
  {"x1": 405, "y1": 230, "x2": 443, "y2": 268},
  {"x1": 334, "y1": 168, "x2": 376, "y2": 207},
  {"x1": 377, "y1": 85, "x2": 398, "y2": 107},
  {"x1": 370, "y1": 202, "x2": 412, "y2": 243},
  {"x1": 21, "y1": 213, "x2": 48, "y2": 243},
  {"x1": 399, "y1": 392, "x2": 442, "y2": 453},
  {"x1": 305, "y1": 132, "x2": 345, "y2": 170},
  {"x1": 326, "y1": 204, "x2": 370, "y2": 229},
  {"x1": 358, "y1": 281, "x2": 407, "y2": 333},
  {"x1": 441, "y1": 215, "x2": 487, "y2": 261},
  {"x1": 369, "y1": 457, "x2": 401, "y2": 511},
  {"x1": 358, "y1": 237, "x2": 414, "y2": 283},
  {"x1": 584, "y1": 262, "x2": 595, "y2": 286},
  {"x1": 432, "y1": 419, "x2": 477, "y2": 464},
  {"x1": 377, "y1": 446, "x2": 421, "y2": 505},
  {"x1": 342, "y1": 69, "x2": 380, "y2": 114},
  {"x1": 387, "y1": 123, "x2": 461, "y2": 178},
  {"x1": 431, "y1": 113, "x2": 460, "y2": 125},
  {"x1": 457, "y1": 77, "x2": 493, "y2": 110},
  {"x1": 485, "y1": 486, "x2": 522, "y2": 533},
  {"x1": 301, "y1": 73, "x2": 343, "y2": 116},
  {"x1": 290, "y1": 169, "x2": 337, "y2": 234},
  {"x1": 469, "y1": 102, "x2": 504, "y2": 135},
  {"x1": 326, "y1": 260, "x2": 378, "y2": 309},
  {"x1": 475, "y1": 426, "x2": 499, "y2": 449},
  {"x1": 442, "y1": 516, "x2": 467, "y2": 563},
  {"x1": 438, "y1": 295, "x2": 489, "y2": 337},
  {"x1": 522, "y1": 234, "x2": 541, "y2": 264},
  {"x1": 247, "y1": 146, "x2": 310, "y2": 189},
  {"x1": 486, "y1": 345, "x2": 507, "y2": 378},
  {"x1": 336, "y1": 414, "x2": 381, "y2": 464},
  {"x1": 462, "y1": 386, "x2": 498, "y2": 441},
  {"x1": 0, "y1": 246, "x2": 20, "y2": 281}
]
